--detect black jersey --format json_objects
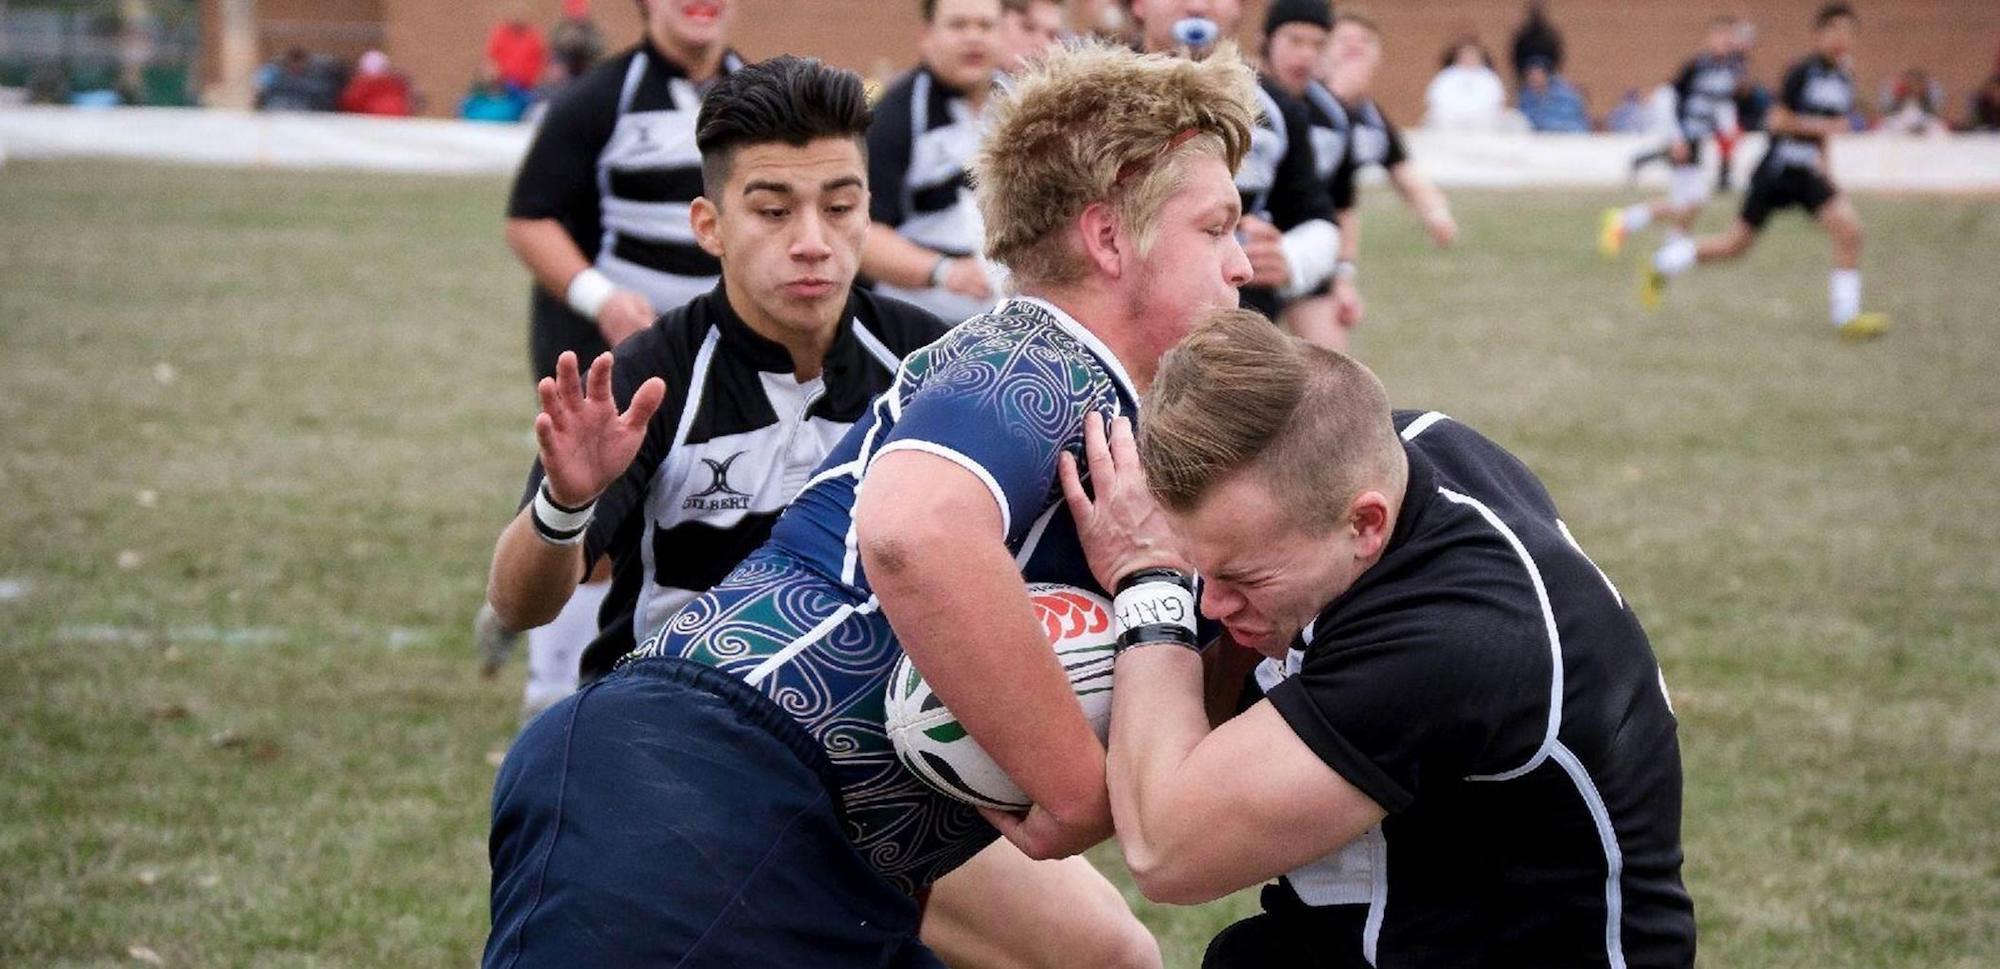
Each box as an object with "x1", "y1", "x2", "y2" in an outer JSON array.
[
  {"x1": 1670, "y1": 52, "x2": 1746, "y2": 143},
  {"x1": 1763, "y1": 54, "x2": 1854, "y2": 171},
  {"x1": 506, "y1": 41, "x2": 744, "y2": 379},
  {"x1": 1303, "y1": 82, "x2": 1408, "y2": 214},
  {"x1": 1257, "y1": 411, "x2": 1695, "y2": 968},
  {"x1": 520, "y1": 284, "x2": 948, "y2": 683},
  {"x1": 1240, "y1": 76, "x2": 1337, "y2": 318}
]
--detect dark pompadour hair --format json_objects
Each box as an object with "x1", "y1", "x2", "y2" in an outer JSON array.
[
  {"x1": 1814, "y1": 3, "x2": 1856, "y2": 28},
  {"x1": 695, "y1": 55, "x2": 872, "y2": 198}
]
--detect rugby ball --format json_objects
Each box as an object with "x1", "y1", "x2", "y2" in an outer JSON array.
[{"x1": 884, "y1": 583, "x2": 1117, "y2": 811}]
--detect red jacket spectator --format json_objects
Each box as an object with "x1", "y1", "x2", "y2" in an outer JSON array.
[
  {"x1": 487, "y1": 19, "x2": 548, "y2": 92},
  {"x1": 338, "y1": 50, "x2": 414, "y2": 116}
]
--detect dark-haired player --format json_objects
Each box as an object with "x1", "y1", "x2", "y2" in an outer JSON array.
[
  {"x1": 1643, "y1": 4, "x2": 1888, "y2": 341},
  {"x1": 482, "y1": 0, "x2": 744, "y2": 716}
]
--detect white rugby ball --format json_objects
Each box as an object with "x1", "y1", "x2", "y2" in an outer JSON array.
[{"x1": 884, "y1": 583, "x2": 1117, "y2": 811}]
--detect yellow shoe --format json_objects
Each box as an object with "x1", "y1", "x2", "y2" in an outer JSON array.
[
  {"x1": 1598, "y1": 208, "x2": 1626, "y2": 258},
  {"x1": 1836, "y1": 312, "x2": 1890, "y2": 342},
  {"x1": 1639, "y1": 267, "x2": 1666, "y2": 311}
]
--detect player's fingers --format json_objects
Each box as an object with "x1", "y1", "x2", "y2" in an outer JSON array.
[
  {"x1": 1107, "y1": 415, "x2": 1142, "y2": 476},
  {"x1": 585, "y1": 352, "x2": 614, "y2": 404},
  {"x1": 1058, "y1": 451, "x2": 1091, "y2": 519},
  {"x1": 622, "y1": 376, "x2": 667, "y2": 431},
  {"x1": 533, "y1": 411, "x2": 558, "y2": 459},
  {"x1": 976, "y1": 805, "x2": 1025, "y2": 838},
  {"x1": 536, "y1": 376, "x2": 564, "y2": 431},
  {"x1": 555, "y1": 351, "x2": 583, "y2": 408},
  {"x1": 1080, "y1": 411, "x2": 1114, "y2": 484}
]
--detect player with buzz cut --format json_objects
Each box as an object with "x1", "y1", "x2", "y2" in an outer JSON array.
[
  {"x1": 486, "y1": 41, "x2": 1258, "y2": 966},
  {"x1": 1643, "y1": 3, "x2": 1889, "y2": 341},
  {"x1": 1600, "y1": 15, "x2": 1750, "y2": 258}
]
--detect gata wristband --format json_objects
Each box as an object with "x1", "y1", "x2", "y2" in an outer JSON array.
[
  {"x1": 530, "y1": 480, "x2": 595, "y2": 546},
  {"x1": 1112, "y1": 567, "x2": 1199, "y2": 654}
]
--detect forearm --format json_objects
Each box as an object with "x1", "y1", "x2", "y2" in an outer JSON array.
[
  {"x1": 861, "y1": 223, "x2": 952, "y2": 289},
  {"x1": 1392, "y1": 165, "x2": 1450, "y2": 224},
  {"x1": 1106, "y1": 645, "x2": 1212, "y2": 890},
  {"x1": 487, "y1": 509, "x2": 587, "y2": 631},
  {"x1": 866, "y1": 526, "x2": 1109, "y2": 825},
  {"x1": 505, "y1": 217, "x2": 593, "y2": 302}
]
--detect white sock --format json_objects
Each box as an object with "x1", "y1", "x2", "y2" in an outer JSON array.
[
  {"x1": 1829, "y1": 269, "x2": 1861, "y2": 326},
  {"x1": 1653, "y1": 237, "x2": 1697, "y2": 276},
  {"x1": 1622, "y1": 204, "x2": 1654, "y2": 232},
  {"x1": 523, "y1": 579, "x2": 611, "y2": 713},
  {"x1": 1664, "y1": 229, "x2": 1690, "y2": 247}
]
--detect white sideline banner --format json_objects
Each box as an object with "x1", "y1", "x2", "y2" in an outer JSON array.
[{"x1": 2, "y1": 106, "x2": 1997, "y2": 191}]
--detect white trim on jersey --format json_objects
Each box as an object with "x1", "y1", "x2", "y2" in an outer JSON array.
[
  {"x1": 1400, "y1": 410, "x2": 1450, "y2": 441},
  {"x1": 1551, "y1": 741, "x2": 1629, "y2": 969},
  {"x1": 851, "y1": 317, "x2": 904, "y2": 372},
  {"x1": 1439, "y1": 486, "x2": 1566, "y2": 783},
  {"x1": 742, "y1": 598, "x2": 881, "y2": 687}
]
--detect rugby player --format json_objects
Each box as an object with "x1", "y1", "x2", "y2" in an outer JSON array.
[{"x1": 1601, "y1": 16, "x2": 1750, "y2": 257}]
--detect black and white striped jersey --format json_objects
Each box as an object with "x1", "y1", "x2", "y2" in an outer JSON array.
[
  {"x1": 507, "y1": 41, "x2": 744, "y2": 378},
  {"x1": 1238, "y1": 77, "x2": 1337, "y2": 318},
  {"x1": 1670, "y1": 52, "x2": 1746, "y2": 143},
  {"x1": 1764, "y1": 54, "x2": 1854, "y2": 171},
  {"x1": 1254, "y1": 411, "x2": 1695, "y2": 968},
  {"x1": 1302, "y1": 83, "x2": 1408, "y2": 215},
  {"x1": 865, "y1": 65, "x2": 996, "y2": 324},
  {"x1": 520, "y1": 284, "x2": 948, "y2": 684}
]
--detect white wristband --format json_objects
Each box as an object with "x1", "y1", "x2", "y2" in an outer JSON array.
[
  {"x1": 565, "y1": 267, "x2": 617, "y2": 320},
  {"x1": 531, "y1": 481, "x2": 595, "y2": 545},
  {"x1": 1113, "y1": 581, "x2": 1198, "y2": 641}
]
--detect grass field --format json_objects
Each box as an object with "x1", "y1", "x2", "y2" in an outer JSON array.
[{"x1": 2, "y1": 159, "x2": 1996, "y2": 967}]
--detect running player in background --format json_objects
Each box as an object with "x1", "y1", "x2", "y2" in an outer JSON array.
[
  {"x1": 1132, "y1": 0, "x2": 1341, "y2": 333},
  {"x1": 479, "y1": 0, "x2": 744, "y2": 718},
  {"x1": 860, "y1": 0, "x2": 1008, "y2": 325},
  {"x1": 1642, "y1": 3, "x2": 1888, "y2": 341},
  {"x1": 1601, "y1": 16, "x2": 1749, "y2": 258},
  {"x1": 1306, "y1": 13, "x2": 1458, "y2": 343}
]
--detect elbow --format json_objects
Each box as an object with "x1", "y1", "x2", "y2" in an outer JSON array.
[
  {"x1": 486, "y1": 584, "x2": 554, "y2": 634},
  {"x1": 1124, "y1": 844, "x2": 1227, "y2": 906}
]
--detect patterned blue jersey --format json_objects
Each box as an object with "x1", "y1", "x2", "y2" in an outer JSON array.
[{"x1": 630, "y1": 296, "x2": 1138, "y2": 891}]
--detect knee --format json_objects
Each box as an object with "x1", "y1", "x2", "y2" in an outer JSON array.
[{"x1": 1073, "y1": 919, "x2": 1163, "y2": 969}]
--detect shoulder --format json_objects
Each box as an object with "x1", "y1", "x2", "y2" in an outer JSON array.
[
  {"x1": 912, "y1": 303, "x2": 1113, "y2": 404},
  {"x1": 853, "y1": 289, "x2": 951, "y2": 355},
  {"x1": 544, "y1": 47, "x2": 639, "y2": 122}
]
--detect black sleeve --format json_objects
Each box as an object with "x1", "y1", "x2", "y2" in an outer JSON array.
[
  {"x1": 505, "y1": 61, "x2": 621, "y2": 222},
  {"x1": 1670, "y1": 62, "x2": 1698, "y2": 123},
  {"x1": 867, "y1": 77, "x2": 915, "y2": 227},
  {"x1": 1264, "y1": 586, "x2": 1553, "y2": 814},
  {"x1": 1780, "y1": 61, "x2": 1811, "y2": 113},
  {"x1": 1329, "y1": 150, "x2": 1359, "y2": 214},
  {"x1": 1265, "y1": 94, "x2": 1337, "y2": 232}
]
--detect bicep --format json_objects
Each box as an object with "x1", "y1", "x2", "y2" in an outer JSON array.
[{"x1": 855, "y1": 448, "x2": 1006, "y2": 571}]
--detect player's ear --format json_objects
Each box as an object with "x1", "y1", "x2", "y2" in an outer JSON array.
[
  {"x1": 691, "y1": 196, "x2": 724, "y2": 258},
  {"x1": 1348, "y1": 490, "x2": 1393, "y2": 559},
  {"x1": 1076, "y1": 201, "x2": 1123, "y2": 279}
]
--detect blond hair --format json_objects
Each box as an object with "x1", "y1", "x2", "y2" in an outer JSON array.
[
  {"x1": 973, "y1": 41, "x2": 1258, "y2": 287},
  {"x1": 1139, "y1": 309, "x2": 1405, "y2": 527}
]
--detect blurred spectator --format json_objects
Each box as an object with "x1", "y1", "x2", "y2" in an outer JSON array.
[
  {"x1": 1518, "y1": 57, "x2": 1590, "y2": 132},
  {"x1": 461, "y1": 64, "x2": 529, "y2": 123},
  {"x1": 488, "y1": 11, "x2": 549, "y2": 94},
  {"x1": 999, "y1": 0, "x2": 1066, "y2": 73},
  {"x1": 338, "y1": 49, "x2": 415, "y2": 117},
  {"x1": 26, "y1": 64, "x2": 71, "y2": 105},
  {"x1": 1971, "y1": 73, "x2": 2000, "y2": 131},
  {"x1": 549, "y1": 0, "x2": 607, "y2": 80},
  {"x1": 1510, "y1": 0, "x2": 1564, "y2": 83},
  {"x1": 1877, "y1": 69, "x2": 1947, "y2": 136},
  {"x1": 257, "y1": 47, "x2": 339, "y2": 112},
  {"x1": 1425, "y1": 38, "x2": 1509, "y2": 130},
  {"x1": 1602, "y1": 87, "x2": 1649, "y2": 134}
]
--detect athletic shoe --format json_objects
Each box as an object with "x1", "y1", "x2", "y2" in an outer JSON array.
[
  {"x1": 1836, "y1": 312, "x2": 1890, "y2": 342},
  {"x1": 1639, "y1": 268, "x2": 1667, "y2": 311},
  {"x1": 475, "y1": 601, "x2": 521, "y2": 679},
  {"x1": 1598, "y1": 208, "x2": 1626, "y2": 258}
]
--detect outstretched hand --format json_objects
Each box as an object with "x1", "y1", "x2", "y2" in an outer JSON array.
[
  {"x1": 534, "y1": 351, "x2": 666, "y2": 508},
  {"x1": 1058, "y1": 414, "x2": 1191, "y2": 593}
]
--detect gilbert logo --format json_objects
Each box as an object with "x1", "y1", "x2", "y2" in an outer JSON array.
[{"x1": 684, "y1": 451, "x2": 753, "y2": 512}]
